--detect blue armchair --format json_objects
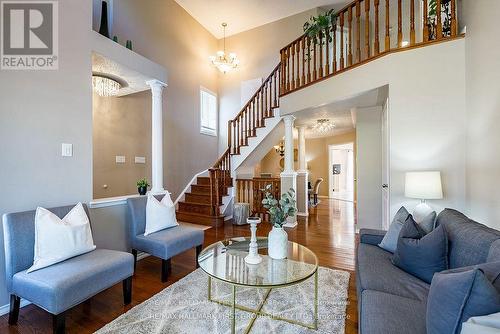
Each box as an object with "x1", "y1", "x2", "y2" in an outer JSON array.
[
  {"x1": 127, "y1": 195, "x2": 204, "y2": 282},
  {"x1": 2, "y1": 204, "x2": 134, "y2": 334}
]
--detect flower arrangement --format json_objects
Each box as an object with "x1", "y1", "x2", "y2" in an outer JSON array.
[{"x1": 261, "y1": 184, "x2": 297, "y2": 228}]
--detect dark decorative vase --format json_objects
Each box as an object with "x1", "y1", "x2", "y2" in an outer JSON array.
[
  {"x1": 126, "y1": 40, "x2": 132, "y2": 50},
  {"x1": 138, "y1": 186, "x2": 147, "y2": 195},
  {"x1": 99, "y1": 1, "x2": 110, "y2": 38}
]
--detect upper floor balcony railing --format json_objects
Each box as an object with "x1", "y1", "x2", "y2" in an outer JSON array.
[{"x1": 280, "y1": 0, "x2": 461, "y2": 96}]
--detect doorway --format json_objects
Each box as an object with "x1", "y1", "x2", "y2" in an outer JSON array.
[{"x1": 328, "y1": 143, "x2": 355, "y2": 202}]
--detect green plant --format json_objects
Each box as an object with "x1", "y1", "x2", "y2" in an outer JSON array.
[
  {"x1": 261, "y1": 184, "x2": 296, "y2": 228},
  {"x1": 136, "y1": 178, "x2": 150, "y2": 188},
  {"x1": 303, "y1": 9, "x2": 335, "y2": 45}
]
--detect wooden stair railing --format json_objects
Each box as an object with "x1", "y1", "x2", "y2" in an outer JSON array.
[
  {"x1": 228, "y1": 63, "x2": 281, "y2": 155},
  {"x1": 280, "y1": 0, "x2": 461, "y2": 96},
  {"x1": 198, "y1": 0, "x2": 463, "y2": 226},
  {"x1": 236, "y1": 177, "x2": 281, "y2": 221},
  {"x1": 203, "y1": 64, "x2": 281, "y2": 224}
]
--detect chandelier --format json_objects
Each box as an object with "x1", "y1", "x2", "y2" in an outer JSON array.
[
  {"x1": 92, "y1": 75, "x2": 121, "y2": 97},
  {"x1": 274, "y1": 141, "x2": 285, "y2": 157},
  {"x1": 210, "y1": 23, "x2": 239, "y2": 74},
  {"x1": 312, "y1": 119, "x2": 335, "y2": 133}
]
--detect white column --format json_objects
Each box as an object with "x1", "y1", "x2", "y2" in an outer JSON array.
[
  {"x1": 281, "y1": 115, "x2": 298, "y2": 227},
  {"x1": 283, "y1": 115, "x2": 296, "y2": 173},
  {"x1": 147, "y1": 80, "x2": 167, "y2": 194},
  {"x1": 296, "y1": 125, "x2": 309, "y2": 216}
]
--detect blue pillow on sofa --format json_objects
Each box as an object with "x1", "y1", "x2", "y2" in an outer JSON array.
[
  {"x1": 427, "y1": 262, "x2": 500, "y2": 334},
  {"x1": 378, "y1": 206, "x2": 409, "y2": 253},
  {"x1": 392, "y1": 215, "x2": 448, "y2": 283}
]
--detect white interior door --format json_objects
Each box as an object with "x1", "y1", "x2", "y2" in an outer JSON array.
[{"x1": 329, "y1": 143, "x2": 354, "y2": 202}]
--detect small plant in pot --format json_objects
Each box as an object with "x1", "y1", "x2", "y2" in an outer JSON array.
[
  {"x1": 262, "y1": 184, "x2": 296, "y2": 259},
  {"x1": 136, "y1": 178, "x2": 150, "y2": 195}
]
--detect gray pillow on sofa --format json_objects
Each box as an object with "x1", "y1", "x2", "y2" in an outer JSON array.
[
  {"x1": 427, "y1": 262, "x2": 500, "y2": 334},
  {"x1": 415, "y1": 210, "x2": 437, "y2": 234},
  {"x1": 378, "y1": 206, "x2": 409, "y2": 253},
  {"x1": 392, "y1": 216, "x2": 448, "y2": 283}
]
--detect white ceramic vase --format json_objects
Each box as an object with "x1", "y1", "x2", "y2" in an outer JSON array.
[{"x1": 268, "y1": 226, "x2": 288, "y2": 259}]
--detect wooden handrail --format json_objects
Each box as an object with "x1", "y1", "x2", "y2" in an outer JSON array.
[
  {"x1": 236, "y1": 177, "x2": 281, "y2": 220},
  {"x1": 228, "y1": 63, "x2": 281, "y2": 155},
  {"x1": 279, "y1": 0, "x2": 460, "y2": 96}
]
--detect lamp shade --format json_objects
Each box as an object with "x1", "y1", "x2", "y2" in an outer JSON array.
[{"x1": 405, "y1": 171, "x2": 443, "y2": 200}]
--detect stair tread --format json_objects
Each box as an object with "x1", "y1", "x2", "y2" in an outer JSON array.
[
  {"x1": 179, "y1": 201, "x2": 221, "y2": 207},
  {"x1": 176, "y1": 211, "x2": 224, "y2": 218}
]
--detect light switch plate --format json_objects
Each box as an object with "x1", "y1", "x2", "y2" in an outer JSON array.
[
  {"x1": 61, "y1": 143, "x2": 73, "y2": 157},
  {"x1": 115, "y1": 155, "x2": 126, "y2": 163},
  {"x1": 135, "y1": 156, "x2": 146, "y2": 164}
]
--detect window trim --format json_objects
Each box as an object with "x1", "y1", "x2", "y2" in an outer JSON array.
[{"x1": 199, "y1": 86, "x2": 218, "y2": 137}]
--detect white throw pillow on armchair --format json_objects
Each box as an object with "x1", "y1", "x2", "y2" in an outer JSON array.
[
  {"x1": 145, "y1": 193, "x2": 178, "y2": 236},
  {"x1": 28, "y1": 203, "x2": 96, "y2": 273}
]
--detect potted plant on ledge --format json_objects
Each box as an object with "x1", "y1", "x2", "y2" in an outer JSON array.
[
  {"x1": 136, "y1": 178, "x2": 150, "y2": 196},
  {"x1": 262, "y1": 184, "x2": 297, "y2": 259}
]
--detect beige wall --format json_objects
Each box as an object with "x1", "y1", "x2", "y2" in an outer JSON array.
[
  {"x1": 218, "y1": 9, "x2": 318, "y2": 153},
  {"x1": 92, "y1": 91, "x2": 152, "y2": 198},
  {"x1": 464, "y1": 0, "x2": 500, "y2": 229},
  {"x1": 259, "y1": 131, "x2": 357, "y2": 197},
  {"x1": 110, "y1": 0, "x2": 219, "y2": 198}
]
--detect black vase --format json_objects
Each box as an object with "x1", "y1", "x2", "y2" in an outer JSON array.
[
  {"x1": 138, "y1": 186, "x2": 147, "y2": 196},
  {"x1": 99, "y1": 1, "x2": 110, "y2": 38}
]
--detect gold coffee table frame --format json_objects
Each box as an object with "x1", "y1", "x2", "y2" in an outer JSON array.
[{"x1": 198, "y1": 238, "x2": 319, "y2": 334}]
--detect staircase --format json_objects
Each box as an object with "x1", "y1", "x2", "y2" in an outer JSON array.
[
  {"x1": 176, "y1": 0, "x2": 462, "y2": 227},
  {"x1": 176, "y1": 174, "x2": 232, "y2": 227}
]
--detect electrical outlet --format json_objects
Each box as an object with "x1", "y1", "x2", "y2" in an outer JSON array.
[{"x1": 115, "y1": 156, "x2": 126, "y2": 163}]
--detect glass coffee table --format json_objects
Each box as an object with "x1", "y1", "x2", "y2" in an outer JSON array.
[{"x1": 198, "y1": 237, "x2": 319, "y2": 334}]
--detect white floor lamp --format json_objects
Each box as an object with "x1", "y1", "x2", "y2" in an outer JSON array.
[{"x1": 405, "y1": 171, "x2": 443, "y2": 222}]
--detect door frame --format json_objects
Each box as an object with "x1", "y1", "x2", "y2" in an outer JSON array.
[{"x1": 328, "y1": 142, "x2": 355, "y2": 202}]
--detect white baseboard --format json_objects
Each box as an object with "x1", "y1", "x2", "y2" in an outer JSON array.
[
  {"x1": 0, "y1": 298, "x2": 31, "y2": 317},
  {"x1": 137, "y1": 251, "x2": 150, "y2": 261}
]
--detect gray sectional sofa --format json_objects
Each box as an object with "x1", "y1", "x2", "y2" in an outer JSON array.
[{"x1": 357, "y1": 208, "x2": 500, "y2": 334}]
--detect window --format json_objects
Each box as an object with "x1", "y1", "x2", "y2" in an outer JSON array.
[{"x1": 200, "y1": 87, "x2": 217, "y2": 136}]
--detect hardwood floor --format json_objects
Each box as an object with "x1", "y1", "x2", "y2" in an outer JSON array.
[{"x1": 0, "y1": 199, "x2": 358, "y2": 334}]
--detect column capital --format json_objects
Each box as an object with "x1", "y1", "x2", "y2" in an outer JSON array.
[
  {"x1": 282, "y1": 115, "x2": 296, "y2": 126},
  {"x1": 147, "y1": 79, "x2": 168, "y2": 92}
]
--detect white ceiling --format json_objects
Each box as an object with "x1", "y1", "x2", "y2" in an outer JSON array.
[
  {"x1": 174, "y1": 0, "x2": 347, "y2": 38},
  {"x1": 294, "y1": 87, "x2": 386, "y2": 138}
]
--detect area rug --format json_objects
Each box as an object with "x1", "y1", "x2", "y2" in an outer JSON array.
[{"x1": 95, "y1": 267, "x2": 350, "y2": 334}]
